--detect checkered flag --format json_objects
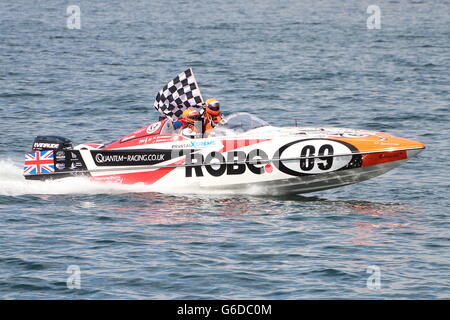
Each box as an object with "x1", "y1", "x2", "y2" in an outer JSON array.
[{"x1": 153, "y1": 68, "x2": 204, "y2": 121}]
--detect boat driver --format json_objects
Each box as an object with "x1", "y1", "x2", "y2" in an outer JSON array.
[
  {"x1": 174, "y1": 108, "x2": 203, "y2": 137},
  {"x1": 172, "y1": 99, "x2": 224, "y2": 137},
  {"x1": 203, "y1": 98, "x2": 223, "y2": 134}
]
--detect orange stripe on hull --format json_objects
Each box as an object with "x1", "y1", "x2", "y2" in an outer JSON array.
[
  {"x1": 362, "y1": 150, "x2": 407, "y2": 167},
  {"x1": 337, "y1": 135, "x2": 425, "y2": 153}
]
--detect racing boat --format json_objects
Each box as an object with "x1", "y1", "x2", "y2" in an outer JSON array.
[{"x1": 23, "y1": 112, "x2": 425, "y2": 194}]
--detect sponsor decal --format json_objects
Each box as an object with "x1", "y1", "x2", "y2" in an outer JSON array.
[
  {"x1": 190, "y1": 140, "x2": 216, "y2": 148},
  {"x1": 95, "y1": 153, "x2": 165, "y2": 164},
  {"x1": 56, "y1": 151, "x2": 66, "y2": 160},
  {"x1": 138, "y1": 135, "x2": 174, "y2": 145},
  {"x1": 146, "y1": 122, "x2": 162, "y2": 135},
  {"x1": 273, "y1": 139, "x2": 361, "y2": 176},
  {"x1": 56, "y1": 163, "x2": 66, "y2": 170},
  {"x1": 91, "y1": 150, "x2": 172, "y2": 166},
  {"x1": 33, "y1": 142, "x2": 60, "y2": 149},
  {"x1": 374, "y1": 141, "x2": 400, "y2": 146},
  {"x1": 172, "y1": 143, "x2": 192, "y2": 149},
  {"x1": 92, "y1": 175, "x2": 123, "y2": 184},
  {"x1": 338, "y1": 131, "x2": 370, "y2": 138},
  {"x1": 185, "y1": 149, "x2": 270, "y2": 177},
  {"x1": 185, "y1": 139, "x2": 362, "y2": 178},
  {"x1": 120, "y1": 135, "x2": 136, "y2": 143}
]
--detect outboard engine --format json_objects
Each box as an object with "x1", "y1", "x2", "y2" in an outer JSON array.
[
  {"x1": 24, "y1": 136, "x2": 88, "y2": 180},
  {"x1": 32, "y1": 136, "x2": 73, "y2": 151}
]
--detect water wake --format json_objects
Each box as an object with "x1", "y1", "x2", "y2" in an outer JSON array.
[
  {"x1": 0, "y1": 159, "x2": 155, "y2": 196},
  {"x1": 0, "y1": 159, "x2": 271, "y2": 197}
]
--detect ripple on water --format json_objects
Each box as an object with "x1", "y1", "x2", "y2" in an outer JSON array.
[{"x1": 0, "y1": 0, "x2": 449, "y2": 299}]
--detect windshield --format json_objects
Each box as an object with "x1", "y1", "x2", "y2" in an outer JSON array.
[{"x1": 211, "y1": 112, "x2": 270, "y2": 136}]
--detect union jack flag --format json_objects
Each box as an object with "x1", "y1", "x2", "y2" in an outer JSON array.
[{"x1": 23, "y1": 151, "x2": 55, "y2": 175}]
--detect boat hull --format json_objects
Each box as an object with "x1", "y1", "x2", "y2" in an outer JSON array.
[{"x1": 23, "y1": 126, "x2": 425, "y2": 195}]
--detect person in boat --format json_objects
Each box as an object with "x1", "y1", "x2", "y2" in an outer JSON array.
[
  {"x1": 173, "y1": 98, "x2": 224, "y2": 136},
  {"x1": 173, "y1": 107, "x2": 203, "y2": 137},
  {"x1": 203, "y1": 98, "x2": 223, "y2": 134}
]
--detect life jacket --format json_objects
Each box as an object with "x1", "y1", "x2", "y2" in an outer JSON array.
[{"x1": 204, "y1": 113, "x2": 222, "y2": 134}]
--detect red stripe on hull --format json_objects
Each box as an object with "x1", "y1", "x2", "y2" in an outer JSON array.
[
  {"x1": 90, "y1": 158, "x2": 186, "y2": 185},
  {"x1": 220, "y1": 139, "x2": 271, "y2": 153},
  {"x1": 90, "y1": 139, "x2": 270, "y2": 185},
  {"x1": 362, "y1": 150, "x2": 407, "y2": 167}
]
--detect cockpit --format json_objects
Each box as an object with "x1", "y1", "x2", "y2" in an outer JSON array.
[
  {"x1": 156, "y1": 112, "x2": 270, "y2": 138},
  {"x1": 209, "y1": 112, "x2": 270, "y2": 136}
]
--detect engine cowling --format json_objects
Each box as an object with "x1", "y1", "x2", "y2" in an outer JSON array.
[{"x1": 32, "y1": 136, "x2": 73, "y2": 151}]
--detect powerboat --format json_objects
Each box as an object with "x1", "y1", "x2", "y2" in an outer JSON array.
[{"x1": 23, "y1": 112, "x2": 425, "y2": 194}]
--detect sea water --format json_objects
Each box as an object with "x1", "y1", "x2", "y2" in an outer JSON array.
[{"x1": 0, "y1": 0, "x2": 449, "y2": 299}]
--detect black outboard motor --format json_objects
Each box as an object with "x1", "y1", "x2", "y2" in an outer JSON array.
[
  {"x1": 32, "y1": 136, "x2": 73, "y2": 151},
  {"x1": 24, "y1": 136, "x2": 88, "y2": 180}
]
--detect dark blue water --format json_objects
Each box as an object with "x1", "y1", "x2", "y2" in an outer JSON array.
[{"x1": 0, "y1": 0, "x2": 449, "y2": 299}]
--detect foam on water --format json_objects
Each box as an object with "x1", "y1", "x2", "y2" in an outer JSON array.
[
  {"x1": 0, "y1": 159, "x2": 271, "y2": 197},
  {"x1": 0, "y1": 159, "x2": 137, "y2": 196}
]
